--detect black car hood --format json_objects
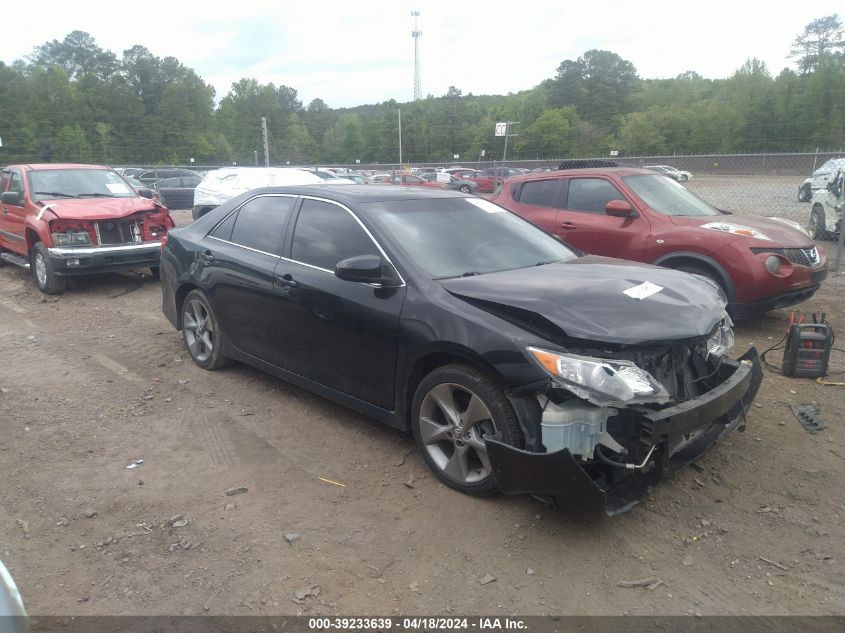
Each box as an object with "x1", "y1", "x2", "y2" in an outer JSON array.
[{"x1": 440, "y1": 256, "x2": 725, "y2": 346}]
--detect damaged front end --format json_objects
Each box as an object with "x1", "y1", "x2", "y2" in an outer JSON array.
[
  {"x1": 488, "y1": 316, "x2": 762, "y2": 515},
  {"x1": 47, "y1": 210, "x2": 174, "y2": 275}
]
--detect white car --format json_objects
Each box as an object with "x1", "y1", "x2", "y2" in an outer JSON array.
[
  {"x1": 808, "y1": 169, "x2": 843, "y2": 240},
  {"x1": 798, "y1": 157, "x2": 845, "y2": 202},
  {"x1": 191, "y1": 167, "x2": 348, "y2": 220},
  {"x1": 645, "y1": 165, "x2": 692, "y2": 182}
]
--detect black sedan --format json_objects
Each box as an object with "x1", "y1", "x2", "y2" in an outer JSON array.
[{"x1": 160, "y1": 186, "x2": 761, "y2": 514}]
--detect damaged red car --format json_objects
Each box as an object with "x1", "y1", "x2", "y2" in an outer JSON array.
[{"x1": 0, "y1": 164, "x2": 174, "y2": 294}]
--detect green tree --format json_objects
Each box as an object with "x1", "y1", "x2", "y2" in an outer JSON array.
[
  {"x1": 790, "y1": 14, "x2": 845, "y2": 74},
  {"x1": 55, "y1": 124, "x2": 92, "y2": 161},
  {"x1": 549, "y1": 50, "x2": 639, "y2": 128},
  {"x1": 30, "y1": 30, "x2": 117, "y2": 80}
]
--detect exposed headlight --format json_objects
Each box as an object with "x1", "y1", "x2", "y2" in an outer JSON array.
[
  {"x1": 528, "y1": 347, "x2": 670, "y2": 406},
  {"x1": 701, "y1": 222, "x2": 772, "y2": 241},
  {"x1": 706, "y1": 311, "x2": 734, "y2": 358},
  {"x1": 765, "y1": 216, "x2": 811, "y2": 238},
  {"x1": 52, "y1": 232, "x2": 91, "y2": 246}
]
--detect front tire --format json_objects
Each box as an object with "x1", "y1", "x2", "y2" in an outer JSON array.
[
  {"x1": 809, "y1": 205, "x2": 829, "y2": 241},
  {"x1": 459, "y1": 184, "x2": 471, "y2": 193},
  {"x1": 181, "y1": 289, "x2": 229, "y2": 369},
  {"x1": 31, "y1": 243, "x2": 66, "y2": 295},
  {"x1": 411, "y1": 364, "x2": 523, "y2": 496}
]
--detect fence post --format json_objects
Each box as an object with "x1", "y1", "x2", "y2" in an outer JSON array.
[{"x1": 835, "y1": 175, "x2": 844, "y2": 273}]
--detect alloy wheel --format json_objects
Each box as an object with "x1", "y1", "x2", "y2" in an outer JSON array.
[
  {"x1": 34, "y1": 252, "x2": 48, "y2": 287},
  {"x1": 418, "y1": 382, "x2": 498, "y2": 484},
  {"x1": 183, "y1": 298, "x2": 214, "y2": 363}
]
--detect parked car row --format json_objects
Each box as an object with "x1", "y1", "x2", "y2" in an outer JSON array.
[{"x1": 0, "y1": 161, "x2": 828, "y2": 516}]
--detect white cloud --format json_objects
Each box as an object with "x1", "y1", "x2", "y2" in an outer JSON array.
[{"x1": 1, "y1": 0, "x2": 840, "y2": 106}]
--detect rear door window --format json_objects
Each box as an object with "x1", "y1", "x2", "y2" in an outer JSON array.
[
  {"x1": 517, "y1": 179, "x2": 563, "y2": 208},
  {"x1": 565, "y1": 178, "x2": 627, "y2": 214},
  {"x1": 226, "y1": 195, "x2": 295, "y2": 255}
]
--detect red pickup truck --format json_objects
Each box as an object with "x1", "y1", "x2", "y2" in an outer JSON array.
[{"x1": 0, "y1": 164, "x2": 174, "y2": 294}]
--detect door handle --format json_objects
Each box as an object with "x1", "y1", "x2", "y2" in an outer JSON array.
[
  {"x1": 199, "y1": 250, "x2": 215, "y2": 264},
  {"x1": 275, "y1": 273, "x2": 298, "y2": 290},
  {"x1": 558, "y1": 221, "x2": 576, "y2": 230}
]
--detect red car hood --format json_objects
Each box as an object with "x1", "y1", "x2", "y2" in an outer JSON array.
[
  {"x1": 42, "y1": 197, "x2": 161, "y2": 221},
  {"x1": 668, "y1": 213, "x2": 813, "y2": 247}
]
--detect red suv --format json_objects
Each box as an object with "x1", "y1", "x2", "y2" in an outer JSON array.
[
  {"x1": 0, "y1": 164, "x2": 174, "y2": 294},
  {"x1": 491, "y1": 167, "x2": 828, "y2": 315}
]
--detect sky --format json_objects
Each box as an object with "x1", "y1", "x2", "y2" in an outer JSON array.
[{"x1": 0, "y1": 0, "x2": 841, "y2": 108}]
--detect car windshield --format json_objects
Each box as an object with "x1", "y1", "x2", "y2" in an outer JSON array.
[
  {"x1": 29, "y1": 169, "x2": 136, "y2": 200},
  {"x1": 365, "y1": 197, "x2": 578, "y2": 279},
  {"x1": 623, "y1": 174, "x2": 721, "y2": 216}
]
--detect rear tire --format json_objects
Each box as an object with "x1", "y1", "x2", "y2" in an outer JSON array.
[
  {"x1": 149, "y1": 266, "x2": 160, "y2": 280},
  {"x1": 809, "y1": 205, "x2": 830, "y2": 241},
  {"x1": 411, "y1": 364, "x2": 523, "y2": 496},
  {"x1": 181, "y1": 289, "x2": 230, "y2": 370},
  {"x1": 459, "y1": 184, "x2": 471, "y2": 193},
  {"x1": 31, "y1": 243, "x2": 66, "y2": 295}
]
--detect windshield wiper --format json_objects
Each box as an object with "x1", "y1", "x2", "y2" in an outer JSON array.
[
  {"x1": 76, "y1": 192, "x2": 113, "y2": 198},
  {"x1": 534, "y1": 260, "x2": 561, "y2": 266},
  {"x1": 33, "y1": 191, "x2": 76, "y2": 198},
  {"x1": 461, "y1": 271, "x2": 482, "y2": 277}
]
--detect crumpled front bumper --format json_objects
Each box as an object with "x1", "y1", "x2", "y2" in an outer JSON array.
[
  {"x1": 48, "y1": 242, "x2": 162, "y2": 275},
  {"x1": 486, "y1": 347, "x2": 763, "y2": 515}
]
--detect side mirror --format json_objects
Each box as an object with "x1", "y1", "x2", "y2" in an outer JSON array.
[
  {"x1": 137, "y1": 188, "x2": 155, "y2": 199},
  {"x1": 605, "y1": 199, "x2": 635, "y2": 217},
  {"x1": 336, "y1": 254, "x2": 399, "y2": 286},
  {"x1": 1, "y1": 191, "x2": 22, "y2": 206}
]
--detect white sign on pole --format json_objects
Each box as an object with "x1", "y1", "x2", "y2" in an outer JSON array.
[
  {"x1": 355, "y1": 159, "x2": 361, "y2": 164},
  {"x1": 453, "y1": 154, "x2": 460, "y2": 159},
  {"x1": 0, "y1": 136, "x2": 3, "y2": 147},
  {"x1": 480, "y1": 149, "x2": 485, "y2": 157},
  {"x1": 495, "y1": 122, "x2": 507, "y2": 137},
  {"x1": 609, "y1": 150, "x2": 619, "y2": 157},
  {"x1": 189, "y1": 157, "x2": 195, "y2": 163}
]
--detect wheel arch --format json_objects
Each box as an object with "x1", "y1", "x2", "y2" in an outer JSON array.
[
  {"x1": 174, "y1": 282, "x2": 199, "y2": 330},
  {"x1": 25, "y1": 228, "x2": 41, "y2": 252},
  {"x1": 653, "y1": 251, "x2": 736, "y2": 303},
  {"x1": 399, "y1": 347, "x2": 505, "y2": 431}
]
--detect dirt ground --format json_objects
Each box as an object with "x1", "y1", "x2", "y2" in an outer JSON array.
[{"x1": 1, "y1": 210, "x2": 844, "y2": 617}]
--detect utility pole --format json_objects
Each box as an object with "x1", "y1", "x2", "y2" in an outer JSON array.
[
  {"x1": 254, "y1": 150, "x2": 258, "y2": 166},
  {"x1": 502, "y1": 121, "x2": 519, "y2": 162},
  {"x1": 398, "y1": 109, "x2": 403, "y2": 166},
  {"x1": 261, "y1": 117, "x2": 270, "y2": 167},
  {"x1": 411, "y1": 11, "x2": 422, "y2": 101}
]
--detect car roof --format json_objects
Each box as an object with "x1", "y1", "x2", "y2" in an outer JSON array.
[
  {"x1": 247, "y1": 184, "x2": 467, "y2": 204},
  {"x1": 508, "y1": 166, "x2": 653, "y2": 181},
  {"x1": 14, "y1": 163, "x2": 111, "y2": 171}
]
